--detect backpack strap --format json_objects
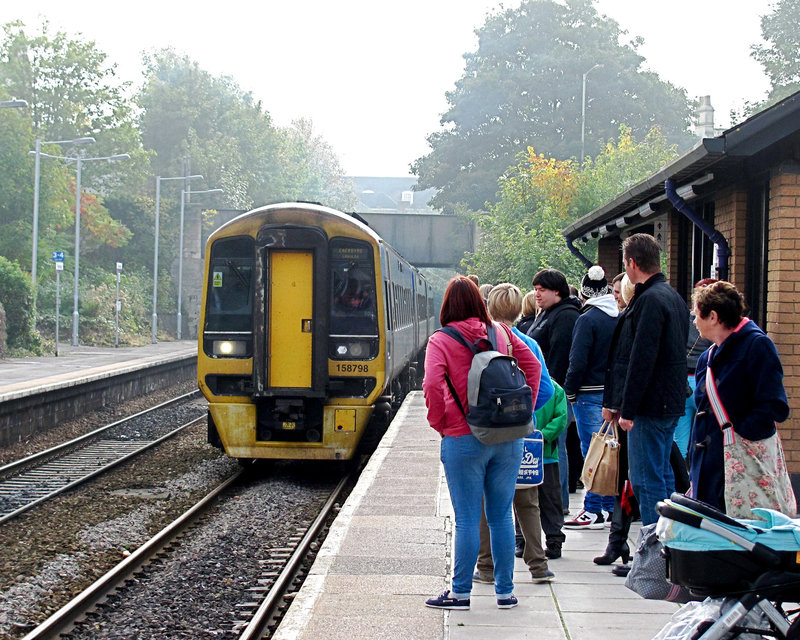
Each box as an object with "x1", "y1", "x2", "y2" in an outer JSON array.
[
  {"x1": 435, "y1": 326, "x2": 472, "y2": 418},
  {"x1": 437, "y1": 326, "x2": 476, "y2": 354}
]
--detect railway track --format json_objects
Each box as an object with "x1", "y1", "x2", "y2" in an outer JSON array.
[
  {"x1": 20, "y1": 469, "x2": 353, "y2": 640},
  {"x1": 0, "y1": 391, "x2": 205, "y2": 524}
]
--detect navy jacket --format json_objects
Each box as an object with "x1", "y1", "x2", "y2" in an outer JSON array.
[
  {"x1": 563, "y1": 294, "x2": 619, "y2": 401},
  {"x1": 689, "y1": 319, "x2": 790, "y2": 510},
  {"x1": 527, "y1": 296, "x2": 581, "y2": 385},
  {"x1": 603, "y1": 273, "x2": 689, "y2": 420}
]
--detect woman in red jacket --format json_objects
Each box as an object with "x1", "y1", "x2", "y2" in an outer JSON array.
[{"x1": 423, "y1": 276, "x2": 541, "y2": 611}]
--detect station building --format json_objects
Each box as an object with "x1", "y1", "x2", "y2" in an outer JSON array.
[{"x1": 563, "y1": 90, "x2": 800, "y2": 480}]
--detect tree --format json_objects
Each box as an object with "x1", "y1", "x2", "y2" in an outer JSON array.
[
  {"x1": 0, "y1": 21, "x2": 146, "y2": 283},
  {"x1": 137, "y1": 50, "x2": 355, "y2": 212},
  {"x1": 412, "y1": 0, "x2": 694, "y2": 213},
  {"x1": 0, "y1": 256, "x2": 40, "y2": 352},
  {"x1": 462, "y1": 126, "x2": 679, "y2": 288},
  {"x1": 0, "y1": 20, "x2": 132, "y2": 141},
  {"x1": 750, "y1": 0, "x2": 800, "y2": 106}
]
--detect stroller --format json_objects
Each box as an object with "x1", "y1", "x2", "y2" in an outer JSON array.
[{"x1": 654, "y1": 493, "x2": 800, "y2": 640}]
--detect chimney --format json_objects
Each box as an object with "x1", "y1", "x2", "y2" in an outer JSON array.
[{"x1": 694, "y1": 96, "x2": 715, "y2": 138}]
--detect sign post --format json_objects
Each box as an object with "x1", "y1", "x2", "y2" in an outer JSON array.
[
  {"x1": 115, "y1": 262, "x2": 122, "y2": 347},
  {"x1": 52, "y1": 252, "x2": 65, "y2": 356}
]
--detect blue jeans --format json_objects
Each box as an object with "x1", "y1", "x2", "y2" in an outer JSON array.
[
  {"x1": 673, "y1": 375, "x2": 696, "y2": 458},
  {"x1": 441, "y1": 434, "x2": 523, "y2": 597},
  {"x1": 572, "y1": 393, "x2": 615, "y2": 514},
  {"x1": 558, "y1": 403, "x2": 573, "y2": 509},
  {"x1": 627, "y1": 414, "x2": 678, "y2": 526}
]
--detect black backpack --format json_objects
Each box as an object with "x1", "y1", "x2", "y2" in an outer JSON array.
[{"x1": 438, "y1": 323, "x2": 534, "y2": 444}]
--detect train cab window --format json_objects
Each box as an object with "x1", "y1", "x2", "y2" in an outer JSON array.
[
  {"x1": 205, "y1": 236, "x2": 255, "y2": 333},
  {"x1": 329, "y1": 239, "x2": 378, "y2": 360}
]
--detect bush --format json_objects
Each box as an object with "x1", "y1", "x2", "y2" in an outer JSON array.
[
  {"x1": 0, "y1": 256, "x2": 41, "y2": 353},
  {"x1": 37, "y1": 265, "x2": 153, "y2": 346}
]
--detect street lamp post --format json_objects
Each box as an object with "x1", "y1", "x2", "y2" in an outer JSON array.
[
  {"x1": 177, "y1": 187, "x2": 222, "y2": 340},
  {"x1": 581, "y1": 63, "x2": 603, "y2": 165},
  {"x1": 70, "y1": 153, "x2": 130, "y2": 345},
  {"x1": 152, "y1": 174, "x2": 203, "y2": 343},
  {"x1": 30, "y1": 137, "x2": 95, "y2": 293}
]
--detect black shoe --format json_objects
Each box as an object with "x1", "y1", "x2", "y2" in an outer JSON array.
[
  {"x1": 593, "y1": 542, "x2": 631, "y2": 565},
  {"x1": 545, "y1": 545, "x2": 561, "y2": 559},
  {"x1": 515, "y1": 541, "x2": 525, "y2": 558},
  {"x1": 611, "y1": 564, "x2": 631, "y2": 577}
]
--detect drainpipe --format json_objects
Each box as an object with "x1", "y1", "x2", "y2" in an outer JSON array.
[
  {"x1": 566, "y1": 238, "x2": 594, "y2": 269},
  {"x1": 664, "y1": 179, "x2": 730, "y2": 281}
]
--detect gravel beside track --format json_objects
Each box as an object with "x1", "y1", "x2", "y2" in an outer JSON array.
[
  {"x1": 64, "y1": 468, "x2": 339, "y2": 640},
  {"x1": 0, "y1": 382, "x2": 241, "y2": 639}
]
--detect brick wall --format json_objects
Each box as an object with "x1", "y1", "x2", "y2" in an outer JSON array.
[
  {"x1": 714, "y1": 188, "x2": 748, "y2": 290},
  {"x1": 767, "y1": 163, "x2": 800, "y2": 471},
  {"x1": 597, "y1": 237, "x2": 621, "y2": 279},
  {"x1": 666, "y1": 212, "x2": 681, "y2": 294}
]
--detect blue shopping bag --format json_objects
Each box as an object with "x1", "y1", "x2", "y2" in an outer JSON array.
[{"x1": 516, "y1": 430, "x2": 544, "y2": 488}]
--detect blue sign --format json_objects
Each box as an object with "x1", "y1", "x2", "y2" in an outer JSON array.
[{"x1": 51, "y1": 251, "x2": 65, "y2": 262}]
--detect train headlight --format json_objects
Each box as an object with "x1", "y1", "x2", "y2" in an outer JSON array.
[
  {"x1": 213, "y1": 340, "x2": 247, "y2": 356},
  {"x1": 333, "y1": 341, "x2": 369, "y2": 358}
]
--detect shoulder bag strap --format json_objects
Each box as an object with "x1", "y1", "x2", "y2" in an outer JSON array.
[
  {"x1": 496, "y1": 322, "x2": 513, "y2": 356},
  {"x1": 704, "y1": 346, "x2": 735, "y2": 444}
]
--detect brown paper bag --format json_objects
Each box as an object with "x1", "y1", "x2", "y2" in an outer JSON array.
[{"x1": 581, "y1": 421, "x2": 620, "y2": 496}]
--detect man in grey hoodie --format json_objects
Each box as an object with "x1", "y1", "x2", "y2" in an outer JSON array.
[{"x1": 563, "y1": 266, "x2": 619, "y2": 529}]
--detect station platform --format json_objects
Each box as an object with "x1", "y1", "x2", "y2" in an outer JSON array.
[
  {"x1": 0, "y1": 340, "x2": 197, "y2": 401},
  {"x1": 274, "y1": 392, "x2": 680, "y2": 640}
]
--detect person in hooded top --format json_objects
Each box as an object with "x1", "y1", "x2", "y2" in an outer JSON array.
[
  {"x1": 563, "y1": 266, "x2": 620, "y2": 529},
  {"x1": 423, "y1": 276, "x2": 541, "y2": 611}
]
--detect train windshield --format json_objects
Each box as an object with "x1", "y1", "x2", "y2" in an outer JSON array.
[
  {"x1": 205, "y1": 236, "x2": 254, "y2": 332},
  {"x1": 330, "y1": 239, "x2": 377, "y2": 336}
]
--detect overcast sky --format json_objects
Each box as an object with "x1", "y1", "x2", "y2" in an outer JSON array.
[{"x1": 1, "y1": 0, "x2": 774, "y2": 177}]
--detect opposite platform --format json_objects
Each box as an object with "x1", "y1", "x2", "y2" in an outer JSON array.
[
  {"x1": 273, "y1": 391, "x2": 680, "y2": 640},
  {"x1": 0, "y1": 340, "x2": 197, "y2": 401}
]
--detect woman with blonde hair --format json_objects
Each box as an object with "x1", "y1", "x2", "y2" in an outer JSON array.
[{"x1": 516, "y1": 291, "x2": 538, "y2": 335}]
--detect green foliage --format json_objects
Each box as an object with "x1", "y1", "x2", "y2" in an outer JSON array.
[
  {"x1": 0, "y1": 20, "x2": 131, "y2": 140},
  {"x1": 462, "y1": 126, "x2": 679, "y2": 289},
  {"x1": 0, "y1": 256, "x2": 41, "y2": 352},
  {"x1": 741, "y1": 0, "x2": 800, "y2": 116},
  {"x1": 412, "y1": 0, "x2": 694, "y2": 213},
  {"x1": 37, "y1": 265, "x2": 152, "y2": 346}
]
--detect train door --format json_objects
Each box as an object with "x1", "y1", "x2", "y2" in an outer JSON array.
[
  {"x1": 253, "y1": 225, "x2": 328, "y2": 398},
  {"x1": 268, "y1": 251, "x2": 313, "y2": 388}
]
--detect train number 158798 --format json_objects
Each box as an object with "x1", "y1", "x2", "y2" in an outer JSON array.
[{"x1": 335, "y1": 363, "x2": 369, "y2": 373}]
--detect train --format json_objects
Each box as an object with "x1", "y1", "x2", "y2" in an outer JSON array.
[{"x1": 198, "y1": 202, "x2": 436, "y2": 461}]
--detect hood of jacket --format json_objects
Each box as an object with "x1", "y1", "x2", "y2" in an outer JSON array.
[
  {"x1": 582, "y1": 293, "x2": 619, "y2": 318},
  {"x1": 444, "y1": 317, "x2": 493, "y2": 346}
]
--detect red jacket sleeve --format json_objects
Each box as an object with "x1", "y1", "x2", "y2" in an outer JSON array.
[{"x1": 423, "y1": 332, "x2": 448, "y2": 433}]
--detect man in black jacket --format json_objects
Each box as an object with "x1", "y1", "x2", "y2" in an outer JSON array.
[
  {"x1": 602, "y1": 234, "x2": 689, "y2": 526},
  {"x1": 529, "y1": 268, "x2": 581, "y2": 554}
]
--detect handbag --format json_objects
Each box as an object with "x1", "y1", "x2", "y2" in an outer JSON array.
[
  {"x1": 705, "y1": 348, "x2": 797, "y2": 518},
  {"x1": 625, "y1": 523, "x2": 692, "y2": 602},
  {"x1": 516, "y1": 430, "x2": 544, "y2": 488},
  {"x1": 581, "y1": 420, "x2": 619, "y2": 496}
]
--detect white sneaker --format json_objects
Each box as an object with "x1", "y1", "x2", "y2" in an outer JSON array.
[{"x1": 563, "y1": 509, "x2": 605, "y2": 530}]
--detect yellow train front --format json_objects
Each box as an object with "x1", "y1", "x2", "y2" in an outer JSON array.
[{"x1": 198, "y1": 202, "x2": 434, "y2": 461}]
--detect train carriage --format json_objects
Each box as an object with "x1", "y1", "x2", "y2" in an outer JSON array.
[{"x1": 198, "y1": 202, "x2": 435, "y2": 461}]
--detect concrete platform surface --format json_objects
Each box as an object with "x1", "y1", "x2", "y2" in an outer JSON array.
[
  {"x1": 273, "y1": 391, "x2": 681, "y2": 640},
  {"x1": 0, "y1": 340, "x2": 197, "y2": 400}
]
